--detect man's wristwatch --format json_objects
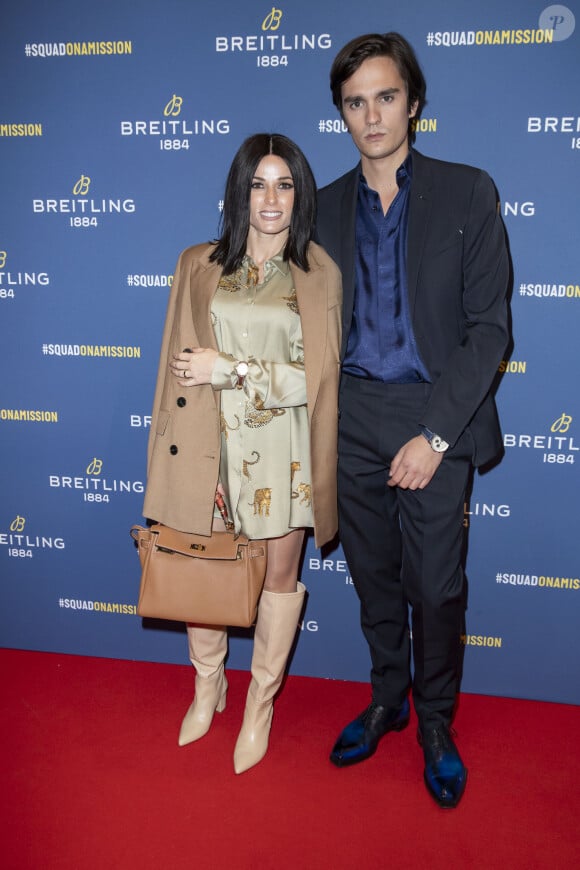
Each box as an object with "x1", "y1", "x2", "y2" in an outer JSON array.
[
  {"x1": 234, "y1": 360, "x2": 249, "y2": 389},
  {"x1": 420, "y1": 426, "x2": 449, "y2": 453}
]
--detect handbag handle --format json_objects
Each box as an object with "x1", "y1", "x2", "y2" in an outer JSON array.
[
  {"x1": 130, "y1": 494, "x2": 233, "y2": 541},
  {"x1": 130, "y1": 526, "x2": 142, "y2": 543}
]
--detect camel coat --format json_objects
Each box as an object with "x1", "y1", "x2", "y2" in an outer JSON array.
[{"x1": 143, "y1": 241, "x2": 342, "y2": 548}]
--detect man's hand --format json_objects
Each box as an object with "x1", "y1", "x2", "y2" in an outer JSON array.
[{"x1": 388, "y1": 435, "x2": 444, "y2": 490}]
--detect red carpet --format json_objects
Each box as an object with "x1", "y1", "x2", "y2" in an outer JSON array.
[{"x1": 2, "y1": 648, "x2": 579, "y2": 869}]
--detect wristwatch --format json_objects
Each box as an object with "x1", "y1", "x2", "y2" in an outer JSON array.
[
  {"x1": 234, "y1": 360, "x2": 249, "y2": 389},
  {"x1": 420, "y1": 426, "x2": 449, "y2": 453}
]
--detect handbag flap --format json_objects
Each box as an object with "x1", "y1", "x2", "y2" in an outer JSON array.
[{"x1": 151, "y1": 524, "x2": 248, "y2": 561}]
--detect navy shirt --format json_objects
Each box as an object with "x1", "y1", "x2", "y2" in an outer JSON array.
[{"x1": 343, "y1": 154, "x2": 430, "y2": 384}]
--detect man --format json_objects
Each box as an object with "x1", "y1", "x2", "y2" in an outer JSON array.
[{"x1": 316, "y1": 32, "x2": 509, "y2": 808}]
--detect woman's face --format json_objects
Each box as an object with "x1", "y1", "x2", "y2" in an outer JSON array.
[{"x1": 248, "y1": 154, "x2": 295, "y2": 241}]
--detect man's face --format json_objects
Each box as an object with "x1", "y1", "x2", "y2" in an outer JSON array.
[{"x1": 340, "y1": 55, "x2": 418, "y2": 164}]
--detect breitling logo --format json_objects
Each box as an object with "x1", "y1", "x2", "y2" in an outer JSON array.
[
  {"x1": 72, "y1": 175, "x2": 91, "y2": 196},
  {"x1": 1, "y1": 516, "x2": 66, "y2": 551},
  {"x1": 86, "y1": 458, "x2": 103, "y2": 475},
  {"x1": 215, "y1": 7, "x2": 331, "y2": 55},
  {"x1": 551, "y1": 413, "x2": 572, "y2": 434},
  {"x1": 32, "y1": 175, "x2": 136, "y2": 219},
  {"x1": 48, "y1": 459, "x2": 144, "y2": 502},
  {"x1": 121, "y1": 95, "x2": 228, "y2": 140},
  {"x1": 163, "y1": 95, "x2": 183, "y2": 117},
  {"x1": 503, "y1": 412, "x2": 577, "y2": 465},
  {"x1": 262, "y1": 7, "x2": 283, "y2": 31},
  {"x1": 10, "y1": 516, "x2": 25, "y2": 533}
]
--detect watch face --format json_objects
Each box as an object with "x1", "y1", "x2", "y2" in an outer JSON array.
[
  {"x1": 432, "y1": 435, "x2": 449, "y2": 452},
  {"x1": 236, "y1": 362, "x2": 249, "y2": 377}
]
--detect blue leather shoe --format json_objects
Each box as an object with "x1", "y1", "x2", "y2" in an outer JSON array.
[
  {"x1": 330, "y1": 699, "x2": 410, "y2": 767},
  {"x1": 418, "y1": 725, "x2": 467, "y2": 808}
]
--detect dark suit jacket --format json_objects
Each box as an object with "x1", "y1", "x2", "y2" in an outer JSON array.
[{"x1": 316, "y1": 149, "x2": 510, "y2": 467}]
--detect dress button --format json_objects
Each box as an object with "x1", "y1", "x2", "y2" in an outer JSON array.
[
  {"x1": 169, "y1": 445, "x2": 178, "y2": 455},
  {"x1": 177, "y1": 397, "x2": 186, "y2": 407}
]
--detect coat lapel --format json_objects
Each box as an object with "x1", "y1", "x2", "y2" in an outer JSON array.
[
  {"x1": 293, "y1": 256, "x2": 326, "y2": 418},
  {"x1": 189, "y1": 256, "x2": 222, "y2": 350}
]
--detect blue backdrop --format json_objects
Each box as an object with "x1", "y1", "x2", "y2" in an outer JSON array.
[{"x1": 1, "y1": 0, "x2": 579, "y2": 705}]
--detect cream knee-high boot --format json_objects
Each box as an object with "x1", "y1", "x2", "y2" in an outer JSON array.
[
  {"x1": 233, "y1": 582, "x2": 306, "y2": 774},
  {"x1": 178, "y1": 625, "x2": 228, "y2": 746}
]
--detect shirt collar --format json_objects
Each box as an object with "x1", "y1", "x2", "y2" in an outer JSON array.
[
  {"x1": 244, "y1": 249, "x2": 289, "y2": 278},
  {"x1": 358, "y1": 150, "x2": 413, "y2": 192}
]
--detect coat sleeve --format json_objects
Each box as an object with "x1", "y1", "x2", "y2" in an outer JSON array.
[
  {"x1": 146, "y1": 250, "x2": 187, "y2": 473},
  {"x1": 419, "y1": 170, "x2": 510, "y2": 446},
  {"x1": 310, "y1": 261, "x2": 342, "y2": 547}
]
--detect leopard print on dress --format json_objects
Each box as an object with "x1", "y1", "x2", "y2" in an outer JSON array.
[
  {"x1": 290, "y1": 461, "x2": 301, "y2": 483},
  {"x1": 283, "y1": 289, "x2": 299, "y2": 315},
  {"x1": 244, "y1": 405, "x2": 286, "y2": 428},
  {"x1": 220, "y1": 411, "x2": 240, "y2": 440},
  {"x1": 243, "y1": 451, "x2": 260, "y2": 479},
  {"x1": 291, "y1": 482, "x2": 311, "y2": 507},
  {"x1": 249, "y1": 487, "x2": 271, "y2": 516},
  {"x1": 218, "y1": 272, "x2": 245, "y2": 294}
]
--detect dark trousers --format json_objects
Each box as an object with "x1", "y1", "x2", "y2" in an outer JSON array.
[{"x1": 338, "y1": 374, "x2": 472, "y2": 728}]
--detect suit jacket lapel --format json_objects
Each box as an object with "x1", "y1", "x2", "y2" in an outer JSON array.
[
  {"x1": 339, "y1": 166, "x2": 359, "y2": 292},
  {"x1": 407, "y1": 150, "x2": 434, "y2": 316},
  {"x1": 337, "y1": 166, "x2": 359, "y2": 358}
]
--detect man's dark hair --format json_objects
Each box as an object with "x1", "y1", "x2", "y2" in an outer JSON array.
[
  {"x1": 209, "y1": 133, "x2": 316, "y2": 275},
  {"x1": 330, "y1": 32, "x2": 427, "y2": 144}
]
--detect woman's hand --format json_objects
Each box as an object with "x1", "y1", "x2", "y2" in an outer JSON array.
[{"x1": 169, "y1": 348, "x2": 218, "y2": 386}]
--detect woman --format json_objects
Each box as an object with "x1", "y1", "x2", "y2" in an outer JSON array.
[{"x1": 143, "y1": 133, "x2": 341, "y2": 773}]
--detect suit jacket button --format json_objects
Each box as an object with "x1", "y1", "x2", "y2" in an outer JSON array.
[
  {"x1": 169, "y1": 445, "x2": 178, "y2": 455},
  {"x1": 177, "y1": 397, "x2": 186, "y2": 407}
]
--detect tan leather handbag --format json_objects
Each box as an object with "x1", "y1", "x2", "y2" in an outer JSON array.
[{"x1": 130, "y1": 523, "x2": 267, "y2": 627}]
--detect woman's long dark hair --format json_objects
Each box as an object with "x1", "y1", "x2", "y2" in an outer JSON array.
[{"x1": 209, "y1": 133, "x2": 316, "y2": 275}]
